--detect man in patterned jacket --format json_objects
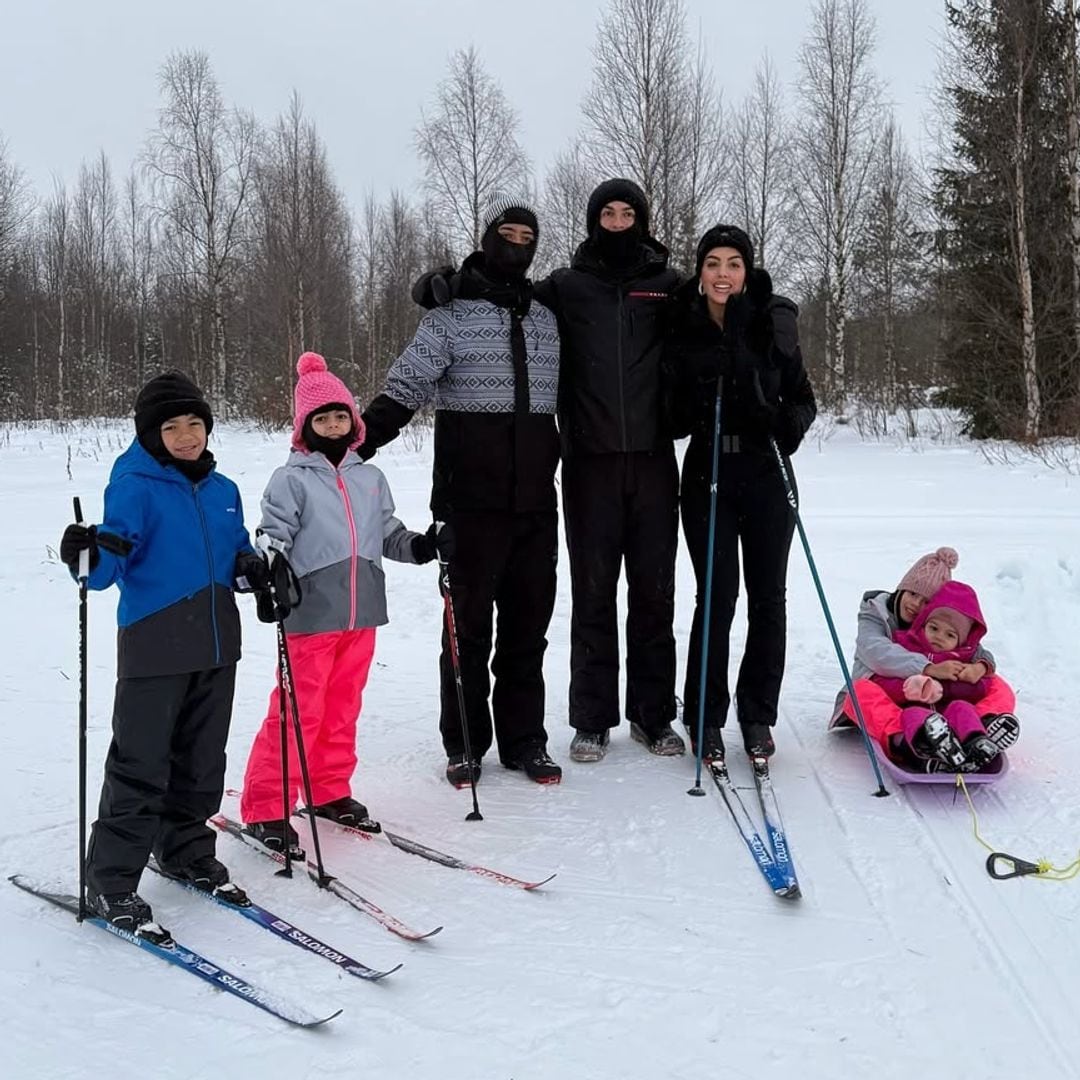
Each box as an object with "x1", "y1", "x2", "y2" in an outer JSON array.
[{"x1": 358, "y1": 196, "x2": 563, "y2": 787}]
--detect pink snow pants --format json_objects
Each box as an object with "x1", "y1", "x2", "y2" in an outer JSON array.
[
  {"x1": 240, "y1": 628, "x2": 377, "y2": 824},
  {"x1": 840, "y1": 674, "x2": 1016, "y2": 750}
]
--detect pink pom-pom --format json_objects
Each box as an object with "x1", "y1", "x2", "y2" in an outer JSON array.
[
  {"x1": 935, "y1": 546, "x2": 959, "y2": 570},
  {"x1": 296, "y1": 351, "x2": 327, "y2": 376}
]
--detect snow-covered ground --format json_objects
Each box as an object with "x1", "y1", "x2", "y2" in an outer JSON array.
[{"x1": 3, "y1": 420, "x2": 1080, "y2": 1080}]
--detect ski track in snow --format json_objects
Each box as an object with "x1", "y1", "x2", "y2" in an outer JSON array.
[{"x1": 3, "y1": 422, "x2": 1080, "y2": 1080}]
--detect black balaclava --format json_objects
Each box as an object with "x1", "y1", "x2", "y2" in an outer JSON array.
[
  {"x1": 134, "y1": 369, "x2": 216, "y2": 482},
  {"x1": 481, "y1": 203, "x2": 539, "y2": 280},
  {"x1": 302, "y1": 404, "x2": 354, "y2": 466},
  {"x1": 586, "y1": 178, "x2": 650, "y2": 265}
]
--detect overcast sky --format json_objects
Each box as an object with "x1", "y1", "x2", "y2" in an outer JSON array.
[{"x1": 2, "y1": 0, "x2": 946, "y2": 212}]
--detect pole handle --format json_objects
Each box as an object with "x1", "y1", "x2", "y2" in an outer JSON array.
[{"x1": 73, "y1": 497, "x2": 90, "y2": 581}]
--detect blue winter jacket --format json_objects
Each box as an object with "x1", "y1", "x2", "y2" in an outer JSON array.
[{"x1": 84, "y1": 440, "x2": 254, "y2": 677}]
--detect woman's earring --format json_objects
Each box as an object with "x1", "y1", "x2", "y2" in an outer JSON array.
[{"x1": 698, "y1": 280, "x2": 705, "y2": 295}]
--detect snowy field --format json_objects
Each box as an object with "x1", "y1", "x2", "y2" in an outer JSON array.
[{"x1": 3, "y1": 419, "x2": 1080, "y2": 1080}]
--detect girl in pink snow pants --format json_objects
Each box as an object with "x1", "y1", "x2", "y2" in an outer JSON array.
[
  {"x1": 830, "y1": 546, "x2": 1018, "y2": 768},
  {"x1": 239, "y1": 353, "x2": 443, "y2": 855}
]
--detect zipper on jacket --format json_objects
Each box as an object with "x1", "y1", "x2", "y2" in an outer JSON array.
[
  {"x1": 336, "y1": 471, "x2": 359, "y2": 630},
  {"x1": 193, "y1": 483, "x2": 222, "y2": 666},
  {"x1": 616, "y1": 287, "x2": 628, "y2": 451}
]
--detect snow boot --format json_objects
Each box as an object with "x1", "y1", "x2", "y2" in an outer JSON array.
[
  {"x1": 313, "y1": 796, "x2": 381, "y2": 833},
  {"x1": 983, "y1": 712, "x2": 1021, "y2": 751},
  {"x1": 630, "y1": 722, "x2": 686, "y2": 757},
  {"x1": 87, "y1": 890, "x2": 172, "y2": 945},
  {"x1": 446, "y1": 754, "x2": 482, "y2": 789},
  {"x1": 569, "y1": 730, "x2": 609, "y2": 763},
  {"x1": 243, "y1": 820, "x2": 305, "y2": 861},
  {"x1": 912, "y1": 712, "x2": 967, "y2": 769},
  {"x1": 503, "y1": 746, "x2": 563, "y2": 784},
  {"x1": 741, "y1": 722, "x2": 776, "y2": 759}
]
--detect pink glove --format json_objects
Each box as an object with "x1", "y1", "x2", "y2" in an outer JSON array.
[{"x1": 903, "y1": 674, "x2": 944, "y2": 704}]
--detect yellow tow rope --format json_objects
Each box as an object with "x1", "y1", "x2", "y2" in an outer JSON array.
[{"x1": 956, "y1": 774, "x2": 1080, "y2": 882}]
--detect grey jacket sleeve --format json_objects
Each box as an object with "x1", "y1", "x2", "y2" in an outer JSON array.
[
  {"x1": 377, "y1": 471, "x2": 423, "y2": 564},
  {"x1": 854, "y1": 598, "x2": 927, "y2": 678},
  {"x1": 259, "y1": 467, "x2": 303, "y2": 551}
]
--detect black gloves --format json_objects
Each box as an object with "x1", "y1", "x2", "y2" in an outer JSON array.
[
  {"x1": 60, "y1": 523, "x2": 98, "y2": 574},
  {"x1": 254, "y1": 551, "x2": 303, "y2": 623},
  {"x1": 234, "y1": 551, "x2": 271, "y2": 593},
  {"x1": 411, "y1": 521, "x2": 456, "y2": 565},
  {"x1": 744, "y1": 370, "x2": 779, "y2": 435},
  {"x1": 411, "y1": 265, "x2": 457, "y2": 309}
]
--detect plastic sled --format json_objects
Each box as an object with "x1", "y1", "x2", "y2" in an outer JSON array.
[{"x1": 829, "y1": 714, "x2": 1009, "y2": 785}]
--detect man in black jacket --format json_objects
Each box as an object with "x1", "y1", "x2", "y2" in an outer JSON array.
[{"x1": 413, "y1": 179, "x2": 684, "y2": 764}]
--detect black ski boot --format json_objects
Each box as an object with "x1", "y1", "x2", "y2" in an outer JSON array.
[
  {"x1": 503, "y1": 745, "x2": 563, "y2": 784},
  {"x1": 688, "y1": 724, "x2": 725, "y2": 764},
  {"x1": 741, "y1": 723, "x2": 776, "y2": 759},
  {"x1": 157, "y1": 854, "x2": 250, "y2": 906},
  {"x1": 243, "y1": 820, "x2": 306, "y2": 861},
  {"x1": 87, "y1": 890, "x2": 173, "y2": 946},
  {"x1": 446, "y1": 754, "x2": 482, "y2": 788},
  {"x1": 313, "y1": 796, "x2": 382, "y2": 834}
]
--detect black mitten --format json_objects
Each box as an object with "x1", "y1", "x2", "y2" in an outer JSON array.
[{"x1": 60, "y1": 523, "x2": 99, "y2": 574}]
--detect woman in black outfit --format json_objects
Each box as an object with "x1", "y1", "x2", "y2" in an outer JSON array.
[{"x1": 664, "y1": 225, "x2": 817, "y2": 763}]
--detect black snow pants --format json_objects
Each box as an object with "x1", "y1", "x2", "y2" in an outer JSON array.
[
  {"x1": 438, "y1": 510, "x2": 558, "y2": 763},
  {"x1": 563, "y1": 448, "x2": 679, "y2": 735},
  {"x1": 680, "y1": 441, "x2": 796, "y2": 735},
  {"x1": 86, "y1": 665, "x2": 236, "y2": 896}
]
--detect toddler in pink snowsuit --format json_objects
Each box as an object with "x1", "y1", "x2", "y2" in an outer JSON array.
[
  {"x1": 831, "y1": 546, "x2": 1019, "y2": 769},
  {"x1": 871, "y1": 581, "x2": 1009, "y2": 768},
  {"x1": 239, "y1": 353, "x2": 441, "y2": 855}
]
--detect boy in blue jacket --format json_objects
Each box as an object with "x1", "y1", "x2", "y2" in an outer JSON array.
[{"x1": 60, "y1": 371, "x2": 268, "y2": 942}]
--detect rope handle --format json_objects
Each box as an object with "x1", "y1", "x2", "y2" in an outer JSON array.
[{"x1": 985, "y1": 852, "x2": 1043, "y2": 880}]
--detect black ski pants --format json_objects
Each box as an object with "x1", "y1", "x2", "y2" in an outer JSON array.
[
  {"x1": 680, "y1": 442, "x2": 796, "y2": 735},
  {"x1": 438, "y1": 510, "x2": 558, "y2": 763},
  {"x1": 563, "y1": 448, "x2": 679, "y2": 734},
  {"x1": 86, "y1": 665, "x2": 235, "y2": 896}
]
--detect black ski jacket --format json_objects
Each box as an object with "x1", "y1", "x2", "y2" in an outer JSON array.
[{"x1": 537, "y1": 237, "x2": 679, "y2": 457}]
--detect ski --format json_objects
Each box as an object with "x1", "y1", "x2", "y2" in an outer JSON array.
[
  {"x1": 299, "y1": 810, "x2": 557, "y2": 892},
  {"x1": 210, "y1": 815, "x2": 443, "y2": 941},
  {"x1": 146, "y1": 859, "x2": 401, "y2": 981},
  {"x1": 222, "y1": 788, "x2": 554, "y2": 891},
  {"x1": 749, "y1": 757, "x2": 802, "y2": 899},
  {"x1": 9, "y1": 874, "x2": 340, "y2": 1028},
  {"x1": 706, "y1": 764, "x2": 799, "y2": 900}
]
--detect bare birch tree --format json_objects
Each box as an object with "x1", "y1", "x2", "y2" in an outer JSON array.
[
  {"x1": 415, "y1": 46, "x2": 530, "y2": 259},
  {"x1": 539, "y1": 140, "x2": 597, "y2": 272},
  {"x1": 145, "y1": 50, "x2": 256, "y2": 407},
  {"x1": 1065, "y1": 0, "x2": 1080, "y2": 389},
  {"x1": 792, "y1": 0, "x2": 882, "y2": 403},
  {"x1": 727, "y1": 55, "x2": 793, "y2": 276},
  {"x1": 0, "y1": 136, "x2": 33, "y2": 304}
]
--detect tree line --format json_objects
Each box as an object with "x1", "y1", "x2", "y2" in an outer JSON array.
[{"x1": 0, "y1": 0, "x2": 1077, "y2": 440}]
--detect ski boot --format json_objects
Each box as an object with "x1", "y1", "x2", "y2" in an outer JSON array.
[
  {"x1": 312, "y1": 796, "x2": 381, "y2": 834},
  {"x1": 912, "y1": 712, "x2": 967, "y2": 770},
  {"x1": 503, "y1": 746, "x2": 563, "y2": 784},
  {"x1": 157, "y1": 854, "x2": 250, "y2": 906},
  {"x1": 243, "y1": 819, "x2": 306, "y2": 861},
  {"x1": 687, "y1": 724, "x2": 725, "y2": 764},
  {"x1": 87, "y1": 890, "x2": 173, "y2": 946},
  {"x1": 446, "y1": 754, "x2": 482, "y2": 788}
]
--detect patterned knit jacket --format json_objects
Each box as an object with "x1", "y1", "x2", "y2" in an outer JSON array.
[{"x1": 370, "y1": 295, "x2": 561, "y2": 516}]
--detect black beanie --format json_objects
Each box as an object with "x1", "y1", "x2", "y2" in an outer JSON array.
[
  {"x1": 695, "y1": 224, "x2": 755, "y2": 278},
  {"x1": 134, "y1": 370, "x2": 214, "y2": 440},
  {"x1": 586, "y1": 179, "x2": 650, "y2": 236}
]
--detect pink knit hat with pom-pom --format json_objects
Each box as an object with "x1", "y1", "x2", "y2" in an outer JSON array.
[
  {"x1": 290, "y1": 352, "x2": 366, "y2": 452},
  {"x1": 896, "y1": 546, "x2": 958, "y2": 600}
]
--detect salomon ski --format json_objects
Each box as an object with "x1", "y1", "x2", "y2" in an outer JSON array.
[
  {"x1": 10, "y1": 875, "x2": 340, "y2": 1027},
  {"x1": 211, "y1": 815, "x2": 442, "y2": 941}
]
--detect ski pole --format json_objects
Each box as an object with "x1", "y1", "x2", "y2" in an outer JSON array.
[
  {"x1": 73, "y1": 497, "x2": 89, "y2": 920},
  {"x1": 438, "y1": 550, "x2": 483, "y2": 822},
  {"x1": 689, "y1": 392, "x2": 723, "y2": 798},
  {"x1": 768, "y1": 437, "x2": 889, "y2": 797}
]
